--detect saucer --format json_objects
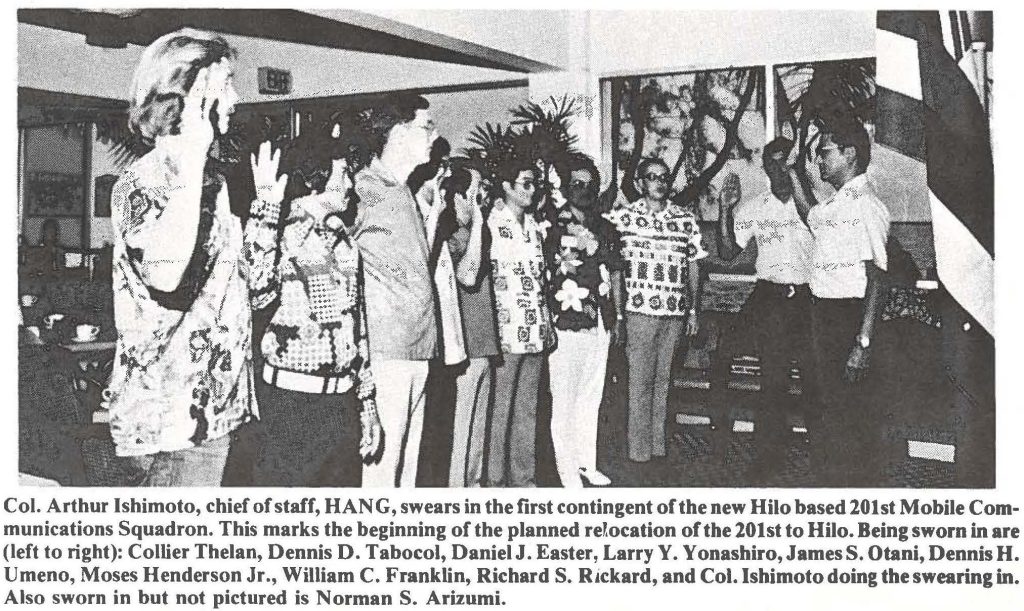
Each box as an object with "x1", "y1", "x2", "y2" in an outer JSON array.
[{"x1": 71, "y1": 336, "x2": 99, "y2": 343}]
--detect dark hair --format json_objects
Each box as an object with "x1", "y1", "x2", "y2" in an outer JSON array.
[
  {"x1": 440, "y1": 161, "x2": 475, "y2": 207},
  {"x1": 636, "y1": 157, "x2": 669, "y2": 178},
  {"x1": 555, "y1": 153, "x2": 600, "y2": 189},
  {"x1": 494, "y1": 156, "x2": 536, "y2": 197},
  {"x1": 824, "y1": 121, "x2": 871, "y2": 173},
  {"x1": 408, "y1": 137, "x2": 451, "y2": 194},
  {"x1": 762, "y1": 137, "x2": 795, "y2": 163},
  {"x1": 281, "y1": 131, "x2": 334, "y2": 200},
  {"x1": 128, "y1": 28, "x2": 237, "y2": 144},
  {"x1": 364, "y1": 94, "x2": 429, "y2": 157}
]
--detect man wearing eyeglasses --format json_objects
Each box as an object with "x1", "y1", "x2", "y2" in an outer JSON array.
[
  {"x1": 790, "y1": 121, "x2": 890, "y2": 487},
  {"x1": 716, "y1": 137, "x2": 814, "y2": 484},
  {"x1": 606, "y1": 158, "x2": 707, "y2": 466}
]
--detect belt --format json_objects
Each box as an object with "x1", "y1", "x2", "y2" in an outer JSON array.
[
  {"x1": 756, "y1": 280, "x2": 808, "y2": 299},
  {"x1": 262, "y1": 364, "x2": 354, "y2": 395},
  {"x1": 809, "y1": 295, "x2": 863, "y2": 306}
]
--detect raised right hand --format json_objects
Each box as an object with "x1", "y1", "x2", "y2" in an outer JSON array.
[
  {"x1": 250, "y1": 141, "x2": 288, "y2": 205},
  {"x1": 173, "y1": 67, "x2": 215, "y2": 168},
  {"x1": 718, "y1": 172, "x2": 741, "y2": 209}
]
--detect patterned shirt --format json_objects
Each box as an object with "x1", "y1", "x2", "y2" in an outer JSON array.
[
  {"x1": 605, "y1": 200, "x2": 708, "y2": 317},
  {"x1": 487, "y1": 203, "x2": 556, "y2": 354},
  {"x1": 106, "y1": 154, "x2": 255, "y2": 457},
  {"x1": 245, "y1": 195, "x2": 376, "y2": 411},
  {"x1": 546, "y1": 206, "x2": 624, "y2": 331},
  {"x1": 807, "y1": 174, "x2": 890, "y2": 299},
  {"x1": 350, "y1": 159, "x2": 437, "y2": 361}
]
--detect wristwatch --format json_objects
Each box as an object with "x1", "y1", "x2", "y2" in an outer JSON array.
[{"x1": 856, "y1": 334, "x2": 871, "y2": 349}]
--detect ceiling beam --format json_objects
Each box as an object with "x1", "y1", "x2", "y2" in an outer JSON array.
[{"x1": 18, "y1": 8, "x2": 556, "y2": 73}]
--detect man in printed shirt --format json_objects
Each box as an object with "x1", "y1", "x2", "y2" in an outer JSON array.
[
  {"x1": 546, "y1": 154, "x2": 625, "y2": 487},
  {"x1": 351, "y1": 95, "x2": 439, "y2": 488},
  {"x1": 106, "y1": 30, "x2": 260, "y2": 485},
  {"x1": 790, "y1": 121, "x2": 890, "y2": 487},
  {"x1": 606, "y1": 158, "x2": 707, "y2": 465},
  {"x1": 716, "y1": 137, "x2": 814, "y2": 482},
  {"x1": 244, "y1": 132, "x2": 382, "y2": 487},
  {"x1": 486, "y1": 157, "x2": 556, "y2": 487}
]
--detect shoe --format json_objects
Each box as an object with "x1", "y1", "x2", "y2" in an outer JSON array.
[{"x1": 579, "y1": 467, "x2": 612, "y2": 486}]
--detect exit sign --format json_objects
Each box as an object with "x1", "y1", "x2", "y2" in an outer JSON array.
[{"x1": 257, "y1": 67, "x2": 292, "y2": 95}]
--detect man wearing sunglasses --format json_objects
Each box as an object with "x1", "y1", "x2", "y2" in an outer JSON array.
[
  {"x1": 791, "y1": 121, "x2": 890, "y2": 487},
  {"x1": 716, "y1": 137, "x2": 814, "y2": 484},
  {"x1": 606, "y1": 157, "x2": 707, "y2": 466}
]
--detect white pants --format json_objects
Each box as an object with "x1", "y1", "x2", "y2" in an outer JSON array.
[
  {"x1": 548, "y1": 324, "x2": 610, "y2": 488},
  {"x1": 449, "y1": 357, "x2": 492, "y2": 487},
  {"x1": 361, "y1": 359, "x2": 429, "y2": 488}
]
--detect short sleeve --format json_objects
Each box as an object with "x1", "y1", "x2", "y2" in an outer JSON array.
[{"x1": 857, "y1": 197, "x2": 890, "y2": 272}]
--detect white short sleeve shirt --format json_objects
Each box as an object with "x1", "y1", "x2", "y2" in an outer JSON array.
[
  {"x1": 807, "y1": 175, "x2": 891, "y2": 299},
  {"x1": 733, "y1": 191, "x2": 813, "y2": 285}
]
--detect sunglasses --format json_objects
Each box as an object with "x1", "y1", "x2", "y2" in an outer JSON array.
[
  {"x1": 643, "y1": 173, "x2": 669, "y2": 183},
  {"x1": 515, "y1": 179, "x2": 538, "y2": 190},
  {"x1": 568, "y1": 180, "x2": 592, "y2": 190}
]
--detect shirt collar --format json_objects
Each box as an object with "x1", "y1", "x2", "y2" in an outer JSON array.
[
  {"x1": 832, "y1": 173, "x2": 869, "y2": 202},
  {"x1": 363, "y1": 157, "x2": 402, "y2": 188}
]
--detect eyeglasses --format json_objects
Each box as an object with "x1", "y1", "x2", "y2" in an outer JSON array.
[
  {"x1": 815, "y1": 145, "x2": 840, "y2": 157},
  {"x1": 643, "y1": 173, "x2": 669, "y2": 183},
  {"x1": 515, "y1": 180, "x2": 538, "y2": 191},
  {"x1": 568, "y1": 180, "x2": 592, "y2": 190}
]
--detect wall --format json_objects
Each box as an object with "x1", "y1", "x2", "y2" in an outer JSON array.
[
  {"x1": 589, "y1": 10, "x2": 875, "y2": 76},
  {"x1": 424, "y1": 85, "x2": 529, "y2": 153},
  {"x1": 21, "y1": 124, "x2": 86, "y2": 248}
]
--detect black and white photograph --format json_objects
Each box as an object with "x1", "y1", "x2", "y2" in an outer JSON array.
[{"x1": 15, "y1": 8, "x2": 997, "y2": 491}]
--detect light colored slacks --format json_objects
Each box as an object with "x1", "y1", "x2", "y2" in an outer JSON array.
[
  {"x1": 549, "y1": 324, "x2": 610, "y2": 487},
  {"x1": 361, "y1": 359, "x2": 429, "y2": 487},
  {"x1": 449, "y1": 357, "x2": 493, "y2": 487},
  {"x1": 626, "y1": 313, "x2": 685, "y2": 462}
]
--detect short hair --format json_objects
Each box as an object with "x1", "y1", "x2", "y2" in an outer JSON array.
[
  {"x1": 636, "y1": 157, "x2": 669, "y2": 178},
  {"x1": 494, "y1": 156, "x2": 536, "y2": 196},
  {"x1": 127, "y1": 28, "x2": 237, "y2": 144},
  {"x1": 762, "y1": 137, "x2": 794, "y2": 163},
  {"x1": 555, "y1": 153, "x2": 600, "y2": 189},
  {"x1": 440, "y1": 160, "x2": 475, "y2": 207},
  {"x1": 824, "y1": 121, "x2": 871, "y2": 173},
  {"x1": 364, "y1": 94, "x2": 430, "y2": 157},
  {"x1": 407, "y1": 137, "x2": 451, "y2": 194},
  {"x1": 281, "y1": 130, "x2": 334, "y2": 199}
]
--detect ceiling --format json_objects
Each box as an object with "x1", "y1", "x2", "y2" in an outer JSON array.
[{"x1": 17, "y1": 8, "x2": 556, "y2": 73}]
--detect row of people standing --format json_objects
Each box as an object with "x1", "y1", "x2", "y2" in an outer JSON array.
[
  {"x1": 716, "y1": 125, "x2": 891, "y2": 487},
  {"x1": 103, "y1": 28, "x2": 710, "y2": 487}
]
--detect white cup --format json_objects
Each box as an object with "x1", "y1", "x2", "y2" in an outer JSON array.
[
  {"x1": 20, "y1": 294, "x2": 38, "y2": 308},
  {"x1": 43, "y1": 313, "x2": 65, "y2": 329},
  {"x1": 75, "y1": 324, "x2": 100, "y2": 342}
]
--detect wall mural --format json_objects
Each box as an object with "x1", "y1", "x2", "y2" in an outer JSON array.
[{"x1": 608, "y1": 67, "x2": 765, "y2": 221}]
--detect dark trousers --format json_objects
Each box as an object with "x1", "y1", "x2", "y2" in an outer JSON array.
[
  {"x1": 809, "y1": 297, "x2": 882, "y2": 487},
  {"x1": 252, "y1": 381, "x2": 362, "y2": 487},
  {"x1": 743, "y1": 281, "x2": 813, "y2": 466}
]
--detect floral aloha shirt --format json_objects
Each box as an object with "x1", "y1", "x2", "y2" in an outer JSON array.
[
  {"x1": 105, "y1": 156, "x2": 256, "y2": 457},
  {"x1": 545, "y1": 205, "x2": 624, "y2": 332}
]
